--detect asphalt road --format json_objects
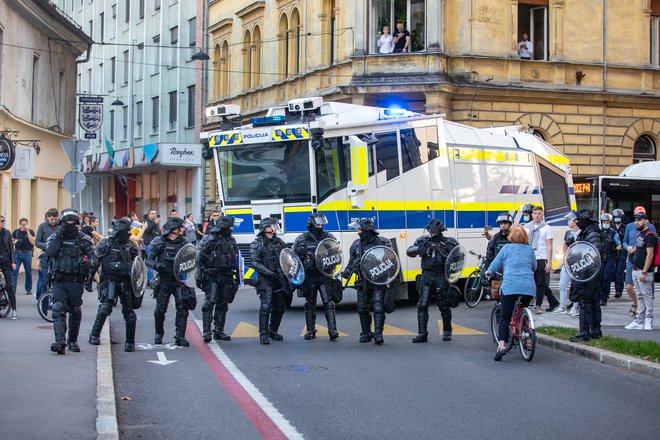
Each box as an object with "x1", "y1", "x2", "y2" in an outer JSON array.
[{"x1": 109, "y1": 287, "x2": 660, "y2": 440}]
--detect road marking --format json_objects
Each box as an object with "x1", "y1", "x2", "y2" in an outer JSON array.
[
  {"x1": 438, "y1": 320, "x2": 486, "y2": 335},
  {"x1": 299, "y1": 325, "x2": 349, "y2": 337},
  {"x1": 369, "y1": 323, "x2": 416, "y2": 335},
  {"x1": 232, "y1": 322, "x2": 260, "y2": 338},
  {"x1": 147, "y1": 351, "x2": 178, "y2": 366},
  {"x1": 136, "y1": 342, "x2": 183, "y2": 351},
  {"x1": 191, "y1": 320, "x2": 304, "y2": 440}
]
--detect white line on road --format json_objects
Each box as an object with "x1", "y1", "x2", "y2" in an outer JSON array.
[{"x1": 147, "y1": 351, "x2": 178, "y2": 366}]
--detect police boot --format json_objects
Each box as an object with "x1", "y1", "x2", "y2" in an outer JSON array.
[
  {"x1": 570, "y1": 307, "x2": 591, "y2": 342},
  {"x1": 174, "y1": 313, "x2": 189, "y2": 347},
  {"x1": 303, "y1": 302, "x2": 317, "y2": 340},
  {"x1": 154, "y1": 314, "x2": 165, "y2": 345},
  {"x1": 373, "y1": 313, "x2": 385, "y2": 345},
  {"x1": 412, "y1": 308, "x2": 429, "y2": 343},
  {"x1": 325, "y1": 302, "x2": 339, "y2": 341},
  {"x1": 67, "y1": 311, "x2": 82, "y2": 352},
  {"x1": 269, "y1": 311, "x2": 284, "y2": 341},
  {"x1": 358, "y1": 313, "x2": 373, "y2": 343},
  {"x1": 441, "y1": 309, "x2": 452, "y2": 341},
  {"x1": 51, "y1": 313, "x2": 67, "y2": 355},
  {"x1": 125, "y1": 320, "x2": 136, "y2": 352},
  {"x1": 213, "y1": 309, "x2": 231, "y2": 341},
  {"x1": 259, "y1": 313, "x2": 270, "y2": 345},
  {"x1": 202, "y1": 310, "x2": 213, "y2": 343},
  {"x1": 88, "y1": 314, "x2": 106, "y2": 345}
]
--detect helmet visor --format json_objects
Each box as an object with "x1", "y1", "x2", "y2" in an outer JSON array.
[
  {"x1": 347, "y1": 220, "x2": 361, "y2": 231},
  {"x1": 311, "y1": 214, "x2": 328, "y2": 226}
]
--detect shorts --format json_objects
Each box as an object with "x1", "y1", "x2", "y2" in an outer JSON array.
[{"x1": 625, "y1": 259, "x2": 633, "y2": 285}]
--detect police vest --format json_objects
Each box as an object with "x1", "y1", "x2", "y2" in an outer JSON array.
[
  {"x1": 421, "y1": 237, "x2": 456, "y2": 271},
  {"x1": 160, "y1": 239, "x2": 184, "y2": 277},
  {"x1": 602, "y1": 229, "x2": 618, "y2": 256},
  {"x1": 53, "y1": 238, "x2": 88, "y2": 275},
  {"x1": 102, "y1": 241, "x2": 133, "y2": 279},
  {"x1": 206, "y1": 237, "x2": 238, "y2": 271}
]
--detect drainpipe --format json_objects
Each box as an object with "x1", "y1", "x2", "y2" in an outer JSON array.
[
  {"x1": 602, "y1": 0, "x2": 607, "y2": 175},
  {"x1": 76, "y1": 43, "x2": 92, "y2": 64}
]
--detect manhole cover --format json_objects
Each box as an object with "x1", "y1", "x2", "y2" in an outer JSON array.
[{"x1": 272, "y1": 365, "x2": 328, "y2": 373}]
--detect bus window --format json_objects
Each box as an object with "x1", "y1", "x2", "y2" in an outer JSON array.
[
  {"x1": 315, "y1": 136, "x2": 350, "y2": 202},
  {"x1": 401, "y1": 126, "x2": 437, "y2": 173},
  {"x1": 374, "y1": 131, "x2": 400, "y2": 184},
  {"x1": 538, "y1": 162, "x2": 570, "y2": 216}
]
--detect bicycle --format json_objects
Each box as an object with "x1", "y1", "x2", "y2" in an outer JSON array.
[
  {"x1": 463, "y1": 250, "x2": 486, "y2": 308},
  {"x1": 37, "y1": 289, "x2": 54, "y2": 323},
  {"x1": 489, "y1": 295, "x2": 537, "y2": 361},
  {"x1": 0, "y1": 272, "x2": 11, "y2": 318}
]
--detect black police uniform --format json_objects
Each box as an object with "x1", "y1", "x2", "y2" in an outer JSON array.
[
  {"x1": 197, "y1": 216, "x2": 240, "y2": 342},
  {"x1": 569, "y1": 210, "x2": 604, "y2": 341},
  {"x1": 45, "y1": 210, "x2": 97, "y2": 354},
  {"x1": 612, "y1": 219, "x2": 627, "y2": 296},
  {"x1": 407, "y1": 219, "x2": 459, "y2": 343},
  {"x1": 342, "y1": 220, "x2": 393, "y2": 345},
  {"x1": 293, "y1": 215, "x2": 339, "y2": 341},
  {"x1": 147, "y1": 217, "x2": 192, "y2": 346},
  {"x1": 88, "y1": 219, "x2": 140, "y2": 351},
  {"x1": 250, "y1": 218, "x2": 290, "y2": 345},
  {"x1": 600, "y1": 226, "x2": 619, "y2": 304}
]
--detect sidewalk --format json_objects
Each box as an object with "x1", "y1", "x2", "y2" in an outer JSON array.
[{"x1": 0, "y1": 274, "x2": 99, "y2": 439}]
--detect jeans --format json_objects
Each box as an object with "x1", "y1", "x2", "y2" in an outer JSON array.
[
  {"x1": 12, "y1": 251, "x2": 33, "y2": 292},
  {"x1": 534, "y1": 259, "x2": 558, "y2": 308},
  {"x1": 614, "y1": 251, "x2": 626, "y2": 293},
  {"x1": 558, "y1": 266, "x2": 571, "y2": 307},
  {"x1": 600, "y1": 255, "x2": 616, "y2": 301},
  {"x1": 632, "y1": 270, "x2": 654, "y2": 323},
  {"x1": 145, "y1": 244, "x2": 154, "y2": 284}
]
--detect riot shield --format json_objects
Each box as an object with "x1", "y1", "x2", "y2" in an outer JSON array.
[
  {"x1": 238, "y1": 249, "x2": 245, "y2": 288},
  {"x1": 564, "y1": 241, "x2": 602, "y2": 283},
  {"x1": 279, "y1": 248, "x2": 305, "y2": 286},
  {"x1": 315, "y1": 238, "x2": 343, "y2": 278},
  {"x1": 445, "y1": 245, "x2": 467, "y2": 284},
  {"x1": 174, "y1": 243, "x2": 198, "y2": 287},
  {"x1": 131, "y1": 255, "x2": 147, "y2": 297},
  {"x1": 360, "y1": 245, "x2": 400, "y2": 286}
]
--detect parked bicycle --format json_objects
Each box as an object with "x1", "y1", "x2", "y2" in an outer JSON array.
[
  {"x1": 0, "y1": 272, "x2": 11, "y2": 318},
  {"x1": 489, "y1": 295, "x2": 537, "y2": 361},
  {"x1": 463, "y1": 250, "x2": 487, "y2": 308}
]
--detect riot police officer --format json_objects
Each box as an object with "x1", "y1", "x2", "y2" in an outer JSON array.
[
  {"x1": 87, "y1": 219, "x2": 140, "y2": 352},
  {"x1": 147, "y1": 217, "x2": 192, "y2": 346},
  {"x1": 45, "y1": 210, "x2": 97, "y2": 354},
  {"x1": 342, "y1": 219, "x2": 394, "y2": 345},
  {"x1": 520, "y1": 203, "x2": 534, "y2": 225},
  {"x1": 293, "y1": 213, "x2": 340, "y2": 341},
  {"x1": 569, "y1": 209, "x2": 604, "y2": 341},
  {"x1": 250, "y1": 218, "x2": 289, "y2": 345},
  {"x1": 600, "y1": 213, "x2": 621, "y2": 306},
  {"x1": 407, "y1": 219, "x2": 460, "y2": 343},
  {"x1": 484, "y1": 213, "x2": 513, "y2": 300},
  {"x1": 197, "y1": 216, "x2": 240, "y2": 343}
]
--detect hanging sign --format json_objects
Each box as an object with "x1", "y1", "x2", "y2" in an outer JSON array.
[{"x1": 0, "y1": 136, "x2": 16, "y2": 171}]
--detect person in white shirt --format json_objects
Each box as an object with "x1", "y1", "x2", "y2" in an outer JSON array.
[
  {"x1": 518, "y1": 32, "x2": 533, "y2": 60},
  {"x1": 524, "y1": 205, "x2": 560, "y2": 313},
  {"x1": 377, "y1": 26, "x2": 394, "y2": 54}
]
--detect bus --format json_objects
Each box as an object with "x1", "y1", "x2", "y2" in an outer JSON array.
[{"x1": 201, "y1": 98, "x2": 576, "y2": 301}]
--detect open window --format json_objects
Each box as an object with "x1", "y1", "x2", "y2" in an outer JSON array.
[
  {"x1": 369, "y1": 0, "x2": 426, "y2": 53},
  {"x1": 518, "y1": 1, "x2": 548, "y2": 61},
  {"x1": 538, "y1": 161, "x2": 570, "y2": 217}
]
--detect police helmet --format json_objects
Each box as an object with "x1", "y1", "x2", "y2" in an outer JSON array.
[
  {"x1": 306, "y1": 213, "x2": 328, "y2": 228},
  {"x1": 520, "y1": 203, "x2": 535, "y2": 214},
  {"x1": 564, "y1": 211, "x2": 578, "y2": 222},
  {"x1": 347, "y1": 218, "x2": 376, "y2": 233},
  {"x1": 110, "y1": 218, "x2": 131, "y2": 235},
  {"x1": 162, "y1": 216, "x2": 185, "y2": 235},
  {"x1": 257, "y1": 217, "x2": 279, "y2": 236},
  {"x1": 210, "y1": 215, "x2": 243, "y2": 234},
  {"x1": 59, "y1": 209, "x2": 80, "y2": 225},
  {"x1": 496, "y1": 213, "x2": 513, "y2": 225},
  {"x1": 612, "y1": 208, "x2": 624, "y2": 218},
  {"x1": 425, "y1": 218, "x2": 446, "y2": 235},
  {"x1": 576, "y1": 208, "x2": 596, "y2": 223},
  {"x1": 600, "y1": 213, "x2": 613, "y2": 222}
]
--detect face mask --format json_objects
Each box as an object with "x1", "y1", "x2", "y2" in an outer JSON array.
[
  {"x1": 602, "y1": 224, "x2": 610, "y2": 230},
  {"x1": 220, "y1": 228, "x2": 232, "y2": 237},
  {"x1": 115, "y1": 231, "x2": 130, "y2": 242},
  {"x1": 63, "y1": 223, "x2": 78, "y2": 235},
  {"x1": 614, "y1": 218, "x2": 621, "y2": 223},
  {"x1": 523, "y1": 215, "x2": 531, "y2": 222}
]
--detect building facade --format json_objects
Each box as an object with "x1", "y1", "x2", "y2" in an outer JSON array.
[
  {"x1": 53, "y1": 0, "x2": 204, "y2": 231},
  {"x1": 0, "y1": 0, "x2": 91, "y2": 234},
  {"x1": 202, "y1": 0, "x2": 660, "y2": 209}
]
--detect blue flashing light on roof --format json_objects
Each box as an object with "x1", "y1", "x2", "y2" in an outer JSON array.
[
  {"x1": 384, "y1": 106, "x2": 407, "y2": 116},
  {"x1": 250, "y1": 115, "x2": 287, "y2": 127}
]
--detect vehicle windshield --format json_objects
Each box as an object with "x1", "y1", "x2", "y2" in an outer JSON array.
[{"x1": 216, "y1": 140, "x2": 311, "y2": 204}]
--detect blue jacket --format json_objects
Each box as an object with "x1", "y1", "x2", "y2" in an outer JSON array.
[
  {"x1": 622, "y1": 222, "x2": 656, "y2": 261},
  {"x1": 485, "y1": 243, "x2": 537, "y2": 296}
]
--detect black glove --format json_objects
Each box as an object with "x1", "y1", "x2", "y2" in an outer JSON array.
[
  {"x1": 156, "y1": 262, "x2": 168, "y2": 273},
  {"x1": 341, "y1": 269, "x2": 352, "y2": 280},
  {"x1": 85, "y1": 281, "x2": 94, "y2": 292},
  {"x1": 55, "y1": 225, "x2": 64, "y2": 238}
]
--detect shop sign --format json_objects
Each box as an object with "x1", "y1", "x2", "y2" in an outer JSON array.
[
  {"x1": 161, "y1": 143, "x2": 201, "y2": 166},
  {"x1": 0, "y1": 136, "x2": 16, "y2": 171}
]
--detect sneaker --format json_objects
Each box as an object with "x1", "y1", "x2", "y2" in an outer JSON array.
[
  {"x1": 10, "y1": 309, "x2": 17, "y2": 320},
  {"x1": 533, "y1": 306, "x2": 543, "y2": 315},
  {"x1": 625, "y1": 320, "x2": 645, "y2": 330},
  {"x1": 546, "y1": 304, "x2": 559, "y2": 313},
  {"x1": 644, "y1": 319, "x2": 653, "y2": 331},
  {"x1": 569, "y1": 308, "x2": 580, "y2": 317},
  {"x1": 614, "y1": 291, "x2": 622, "y2": 299},
  {"x1": 553, "y1": 306, "x2": 567, "y2": 314}
]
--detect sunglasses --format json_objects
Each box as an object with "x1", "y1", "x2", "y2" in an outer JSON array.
[{"x1": 0, "y1": 219, "x2": 5, "y2": 223}]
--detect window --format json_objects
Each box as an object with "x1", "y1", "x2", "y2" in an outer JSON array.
[
  {"x1": 187, "y1": 85, "x2": 195, "y2": 127},
  {"x1": 289, "y1": 9, "x2": 301, "y2": 75},
  {"x1": 152, "y1": 96, "x2": 159, "y2": 133},
  {"x1": 110, "y1": 5, "x2": 116, "y2": 38},
  {"x1": 252, "y1": 26, "x2": 261, "y2": 87},
  {"x1": 243, "y1": 30, "x2": 252, "y2": 90},
  {"x1": 168, "y1": 90, "x2": 177, "y2": 130},
  {"x1": 188, "y1": 17, "x2": 196, "y2": 47},
  {"x1": 315, "y1": 136, "x2": 350, "y2": 202},
  {"x1": 0, "y1": 30, "x2": 3, "y2": 99},
  {"x1": 538, "y1": 162, "x2": 570, "y2": 216},
  {"x1": 109, "y1": 109, "x2": 115, "y2": 141},
  {"x1": 155, "y1": 0, "x2": 161, "y2": 11},
  {"x1": 125, "y1": 0, "x2": 130, "y2": 23},
  {"x1": 170, "y1": 26, "x2": 178, "y2": 67},
  {"x1": 122, "y1": 106, "x2": 128, "y2": 140},
  {"x1": 633, "y1": 135, "x2": 657, "y2": 163},
  {"x1": 517, "y1": 1, "x2": 548, "y2": 61},
  {"x1": 152, "y1": 35, "x2": 160, "y2": 74},
  {"x1": 278, "y1": 14, "x2": 288, "y2": 78},
  {"x1": 321, "y1": 0, "x2": 336, "y2": 65},
  {"x1": 123, "y1": 50, "x2": 129, "y2": 84},
  {"x1": 86, "y1": 68, "x2": 92, "y2": 93},
  {"x1": 136, "y1": 43, "x2": 144, "y2": 80},
  {"x1": 31, "y1": 54, "x2": 39, "y2": 123},
  {"x1": 110, "y1": 56, "x2": 116, "y2": 86},
  {"x1": 139, "y1": 0, "x2": 145, "y2": 19},
  {"x1": 136, "y1": 101, "x2": 143, "y2": 137},
  {"x1": 99, "y1": 13, "x2": 104, "y2": 42},
  {"x1": 373, "y1": 131, "x2": 400, "y2": 185},
  {"x1": 58, "y1": 71, "x2": 65, "y2": 126},
  {"x1": 88, "y1": 19, "x2": 93, "y2": 40},
  {"x1": 369, "y1": 0, "x2": 426, "y2": 53},
  {"x1": 652, "y1": 16, "x2": 660, "y2": 67},
  {"x1": 400, "y1": 126, "x2": 436, "y2": 173},
  {"x1": 111, "y1": 4, "x2": 116, "y2": 18}
]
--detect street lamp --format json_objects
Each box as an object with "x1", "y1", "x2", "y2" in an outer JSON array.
[
  {"x1": 191, "y1": 50, "x2": 210, "y2": 61},
  {"x1": 111, "y1": 98, "x2": 125, "y2": 106}
]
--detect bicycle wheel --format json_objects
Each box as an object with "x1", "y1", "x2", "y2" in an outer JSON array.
[
  {"x1": 0, "y1": 288, "x2": 10, "y2": 318},
  {"x1": 490, "y1": 303, "x2": 500, "y2": 344},
  {"x1": 464, "y1": 271, "x2": 484, "y2": 308},
  {"x1": 518, "y1": 308, "x2": 537, "y2": 361},
  {"x1": 37, "y1": 292, "x2": 54, "y2": 323}
]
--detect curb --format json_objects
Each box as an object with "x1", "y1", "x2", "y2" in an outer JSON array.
[
  {"x1": 537, "y1": 334, "x2": 660, "y2": 379},
  {"x1": 96, "y1": 324, "x2": 119, "y2": 440}
]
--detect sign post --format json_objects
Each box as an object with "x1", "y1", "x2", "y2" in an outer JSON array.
[{"x1": 60, "y1": 140, "x2": 90, "y2": 208}]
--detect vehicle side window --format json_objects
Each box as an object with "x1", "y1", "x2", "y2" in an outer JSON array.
[
  {"x1": 374, "y1": 131, "x2": 400, "y2": 183},
  {"x1": 400, "y1": 126, "x2": 437, "y2": 172},
  {"x1": 315, "y1": 136, "x2": 350, "y2": 202}
]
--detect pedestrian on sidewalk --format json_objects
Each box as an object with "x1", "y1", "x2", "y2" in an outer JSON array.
[
  {"x1": 35, "y1": 208, "x2": 59, "y2": 300},
  {"x1": 11, "y1": 217, "x2": 35, "y2": 297},
  {"x1": 557, "y1": 211, "x2": 580, "y2": 314},
  {"x1": 611, "y1": 209, "x2": 627, "y2": 298},
  {"x1": 624, "y1": 212, "x2": 657, "y2": 331},
  {"x1": 524, "y1": 205, "x2": 559, "y2": 313},
  {"x1": 600, "y1": 213, "x2": 621, "y2": 306},
  {"x1": 0, "y1": 214, "x2": 17, "y2": 319},
  {"x1": 622, "y1": 206, "x2": 656, "y2": 317}
]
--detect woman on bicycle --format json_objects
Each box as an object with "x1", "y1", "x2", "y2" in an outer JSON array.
[{"x1": 485, "y1": 225, "x2": 537, "y2": 361}]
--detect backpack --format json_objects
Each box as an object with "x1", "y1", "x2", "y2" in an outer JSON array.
[{"x1": 642, "y1": 230, "x2": 660, "y2": 268}]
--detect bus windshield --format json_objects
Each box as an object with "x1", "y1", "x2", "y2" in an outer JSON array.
[{"x1": 216, "y1": 140, "x2": 311, "y2": 204}]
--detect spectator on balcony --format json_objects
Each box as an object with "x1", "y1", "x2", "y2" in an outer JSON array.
[
  {"x1": 377, "y1": 25, "x2": 394, "y2": 54},
  {"x1": 518, "y1": 32, "x2": 533, "y2": 60},
  {"x1": 392, "y1": 21, "x2": 410, "y2": 53}
]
